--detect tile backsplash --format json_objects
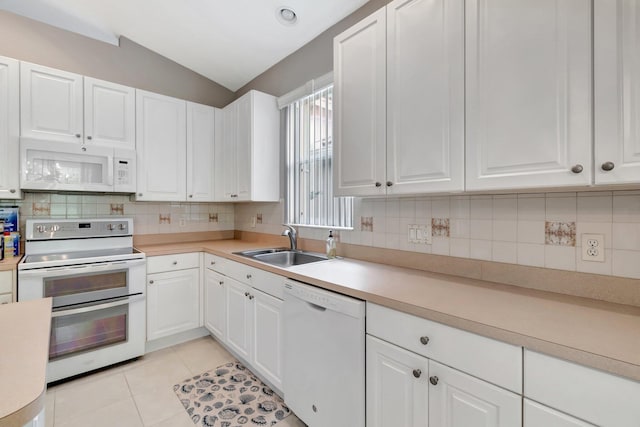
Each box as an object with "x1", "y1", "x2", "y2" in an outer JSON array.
[
  {"x1": 5, "y1": 190, "x2": 640, "y2": 280},
  {"x1": 0, "y1": 193, "x2": 235, "y2": 235},
  {"x1": 235, "y1": 191, "x2": 640, "y2": 280}
]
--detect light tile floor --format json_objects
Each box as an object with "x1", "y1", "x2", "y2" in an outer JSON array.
[{"x1": 45, "y1": 337, "x2": 306, "y2": 427}]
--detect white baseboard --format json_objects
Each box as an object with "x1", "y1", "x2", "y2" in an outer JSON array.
[{"x1": 145, "y1": 327, "x2": 209, "y2": 353}]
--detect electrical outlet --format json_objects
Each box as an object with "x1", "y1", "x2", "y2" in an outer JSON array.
[
  {"x1": 581, "y1": 233, "x2": 605, "y2": 262},
  {"x1": 250, "y1": 216, "x2": 256, "y2": 228},
  {"x1": 179, "y1": 219, "x2": 186, "y2": 227}
]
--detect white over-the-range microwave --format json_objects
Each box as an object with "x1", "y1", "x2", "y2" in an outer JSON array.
[{"x1": 20, "y1": 138, "x2": 136, "y2": 193}]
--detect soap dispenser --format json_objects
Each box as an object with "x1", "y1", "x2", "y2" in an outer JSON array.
[{"x1": 326, "y1": 230, "x2": 336, "y2": 259}]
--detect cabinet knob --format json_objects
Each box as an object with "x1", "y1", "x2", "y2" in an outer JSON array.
[
  {"x1": 172, "y1": 261, "x2": 178, "y2": 265},
  {"x1": 87, "y1": 135, "x2": 92, "y2": 140},
  {"x1": 246, "y1": 274, "x2": 252, "y2": 279},
  {"x1": 210, "y1": 261, "x2": 215, "y2": 265},
  {"x1": 244, "y1": 292, "x2": 250, "y2": 297},
  {"x1": 189, "y1": 194, "x2": 193, "y2": 198},
  {"x1": 412, "y1": 369, "x2": 422, "y2": 378},
  {"x1": 429, "y1": 376, "x2": 439, "y2": 386},
  {"x1": 601, "y1": 161, "x2": 615, "y2": 171},
  {"x1": 138, "y1": 193, "x2": 143, "y2": 197},
  {"x1": 219, "y1": 281, "x2": 224, "y2": 286},
  {"x1": 419, "y1": 336, "x2": 430, "y2": 345},
  {"x1": 249, "y1": 294, "x2": 254, "y2": 300},
  {"x1": 9, "y1": 189, "x2": 16, "y2": 193},
  {"x1": 75, "y1": 133, "x2": 81, "y2": 138},
  {"x1": 571, "y1": 164, "x2": 584, "y2": 174},
  {"x1": 375, "y1": 182, "x2": 382, "y2": 187},
  {"x1": 149, "y1": 280, "x2": 154, "y2": 284},
  {"x1": 81, "y1": 146, "x2": 87, "y2": 152},
  {"x1": 386, "y1": 181, "x2": 393, "y2": 187}
]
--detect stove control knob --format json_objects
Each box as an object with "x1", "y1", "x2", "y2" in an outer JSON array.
[
  {"x1": 107, "y1": 224, "x2": 115, "y2": 231},
  {"x1": 118, "y1": 223, "x2": 126, "y2": 230},
  {"x1": 36, "y1": 225, "x2": 47, "y2": 233},
  {"x1": 50, "y1": 225, "x2": 60, "y2": 232}
]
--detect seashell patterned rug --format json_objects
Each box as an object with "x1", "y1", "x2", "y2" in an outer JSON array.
[{"x1": 174, "y1": 361, "x2": 291, "y2": 426}]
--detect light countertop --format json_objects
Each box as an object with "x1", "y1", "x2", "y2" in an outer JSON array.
[
  {"x1": 0, "y1": 256, "x2": 21, "y2": 272},
  {"x1": 136, "y1": 239, "x2": 640, "y2": 382},
  {"x1": 0, "y1": 298, "x2": 51, "y2": 427}
]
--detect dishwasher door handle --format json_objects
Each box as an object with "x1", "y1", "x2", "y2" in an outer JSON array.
[{"x1": 306, "y1": 301, "x2": 327, "y2": 312}]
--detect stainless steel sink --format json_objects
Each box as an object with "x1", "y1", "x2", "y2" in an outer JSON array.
[{"x1": 234, "y1": 248, "x2": 328, "y2": 267}]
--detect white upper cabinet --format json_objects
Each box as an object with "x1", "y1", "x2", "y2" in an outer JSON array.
[
  {"x1": 386, "y1": 0, "x2": 464, "y2": 195},
  {"x1": 186, "y1": 101, "x2": 217, "y2": 201},
  {"x1": 84, "y1": 77, "x2": 135, "y2": 149},
  {"x1": 334, "y1": 8, "x2": 387, "y2": 197},
  {"x1": 334, "y1": 0, "x2": 464, "y2": 197},
  {"x1": 20, "y1": 62, "x2": 83, "y2": 144},
  {"x1": 215, "y1": 90, "x2": 280, "y2": 202},
  {"x1": 0, "y1": 56, "x2": 20, "y2": 199},
  {"x1": 136, "y1": 90, "x2": 187, "y2": 201},
  {"x1": 465, "y1": 0, "x2": 592, "y2": 191},
  {"x1": 594, "y1": 0, "x2": 640, "y2": 184}
]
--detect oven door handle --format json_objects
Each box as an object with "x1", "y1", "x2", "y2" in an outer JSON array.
[{"x1": 52, "y1": 294, "x2": 143, "y2": 318}]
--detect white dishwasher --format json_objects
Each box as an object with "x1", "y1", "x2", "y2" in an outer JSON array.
[{"x1": 283, "y1": 280, "x2": 366, "y2": 427}]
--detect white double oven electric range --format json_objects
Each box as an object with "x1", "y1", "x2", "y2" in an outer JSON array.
[{"x1": 18, "y1": 218, "x2": 146, "y2": 383}]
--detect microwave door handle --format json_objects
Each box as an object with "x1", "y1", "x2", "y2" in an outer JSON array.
[
  {"x1": 51, "y1": 295, "x2": 140, "y2": 318},
  {"x1": 107, "y1": 156, "x2": 114, "y2": 186}
]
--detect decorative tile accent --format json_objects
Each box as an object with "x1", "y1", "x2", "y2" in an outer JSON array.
[
  {"x1": 208, "y1": 213, "x2": 218, "y2": 223},
  {"x1": 361, "y1": 216, "x2": 373, "y2": 232},
  {"x1": 431, "y1": 218, "x2": 450, "y2": 237},
  {"x1": 110, "y1": 203, "x2": 124, "y2": 215},
  {"x1": 256, "y1": 213, "x2": 263, "y2": 224},
  {"x1": 159, "y1": 214, "x2": 171, "y2": 224},
  {"x1": 32, "y1": 202, "x2": 50, "y2": 216},
  {"x1": 545, "y1": 221, "x2": 576, "y2": 246}
]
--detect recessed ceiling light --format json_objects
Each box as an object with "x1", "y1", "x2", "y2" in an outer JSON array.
[{"x1": 277, "y1": 7, "x2": 297, "y2": 25}]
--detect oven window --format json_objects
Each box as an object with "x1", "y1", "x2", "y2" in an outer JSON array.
[
  {"x1": 50, "y1": 302, "x2": 128, "y2": 360},
  {"x1": 44, "y1": 270, "x2": 127, "y2": 298}
]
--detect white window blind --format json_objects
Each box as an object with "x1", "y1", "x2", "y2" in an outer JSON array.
[{"x1": 285, "y1": 85, "x2": 353, "y2": 228}]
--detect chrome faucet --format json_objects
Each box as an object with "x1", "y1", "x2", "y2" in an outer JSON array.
[{"x1": 281, "y1": 225, "x2": 297, "y2": 251}]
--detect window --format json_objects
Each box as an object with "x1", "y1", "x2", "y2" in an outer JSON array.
[{"x1": 285, "y1": 84, "x2": 353, "y2": 228}]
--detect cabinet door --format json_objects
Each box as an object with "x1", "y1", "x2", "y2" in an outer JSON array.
[
  {"x1": 386, "y1": 0, "x2": 464, "y2": 195},
  {"x1": 334, "y1": 8, "x2": 387, "y2": 197},
  {"x1": 225, "y1": 277, "x2": 252, "y2": 360},
  {"x1": 136, "y1": 90, "x2": 186, "y2": 201},
  {"x1": 20, "y1": 62, "x2": 84, "y2": 143},
  {"x1": 366, "y1": 335, "x2": 429, "y2": 427},
  {"x1": 594, "y1": 0, "x2": 640, "y2": 184},
  {"x1": 524, "y1": 400, "x2": 595, "y2": 427},
  {"x1": 465, "y1": 0, "x2": 592, "y2": 191},
  {"x1": 251, "y1": 288, "x2": 283, "y2": 392},
  {"x1": 429, "y1": 360, "x2": 521, "y2": 427},
  {"x1": 84, "y1": 77, "x2": 135, "y2": 149},
  {"x1": 186, "y1": 102, "x2": 216, "y2": 201},
  {"x1": 235, "y1": 93, "x2": 252, "y2": 201},
  {"x1": 219, "y1": 102, "x2": 238, "y2": 201},
  {"x1": 0, "y1": 56, "x2": 20, "y2": 199},
  {"x1": 147, "y1": 268, "x2": 200, "y2": 341},
  {"x1": 204, "y1": 268, "x2": 226, "y2": 341}
]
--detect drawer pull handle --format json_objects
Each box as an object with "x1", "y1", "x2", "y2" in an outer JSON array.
[
  {"x1": 219, "y1": 281, "x2": 224, "y2": 286},
  {"x1": 412, "y1": 369, "x2": 422, "y2": 378},
  {"x1": 375, "y1": 182, "x2": 382, "y2": 187},
  {"x1": 419, "y1": 336, "x2": 430, "y2": 345},
  {"x1": 211, "y1": 261, "x2": 215, "y2": 265},
  {"x1": 429, "y1": 376, "x2": 439, "y2": 386},
  {"x1": 249, "y1": 295, "x2": 254, "y2": 300},
  {"x1": 149, "y1": 280, "x2": 154, "y2": 284},
  {"x1": 246, "y1": 274, "x2": 252, "y2": 279},
  {"x1": 601, "y1": 161, "x2": 615, "y2": 171},
  {"x1": 244, "y1": 292, "x2": 250, "y2": 297},
  {"x1": 173, "y1": 261, "x2": 178, "y2": 265}
]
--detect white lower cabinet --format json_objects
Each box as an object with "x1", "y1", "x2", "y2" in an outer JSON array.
[
  {"x1": 366, "y1": 335, "x2": 521, "y2": 427},
  {"x1": 225, "y1": 277, "x2": 252, "y2": 361},
  {"x1": 204, "y1": 268, "x2": 226, "y2": 342},
  {"x1": 146, "y1": 253, "x2": 200, "y2": 341},
  {"x1": 367, "y1": 335, "x2": 429, "y2": 427},
  {"x1": 524, "y1": 400, "x2": 595, "y2": 427},
  {"x1": 251, "y1": 288, "x2": 283, "y2": 392},
  {"x1": 429, "y1": 360, "x2": 521, "y2": 427},
  {"x1": 204, "y1": 253, "x2": 284, "y2": 394}
]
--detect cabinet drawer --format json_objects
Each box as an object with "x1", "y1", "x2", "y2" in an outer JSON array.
[
  {"x1": 0, "y1": 270, "x2": 12, "y2": 294},
  {"x1": 524, "y1": 350, "x2": 640, "y2": 426},
  {"x1": 204, "y1": 253, "x2": 228, "y2": 273},
  {"x1": 250, "y1": 268, "x2": 285, "y2": 300},
  {"x1": 224, "y1": 259, "x2": 255, "y2": 285},
  {"x1": 367, "y1": 303, "x2": 522, "y2": 393},
  {"x1": 147, "y1": 252, "x2": 200, "y2": 274},
  {"x1": 0, "y1": 293, "x2": 12, "y2": 305}
]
